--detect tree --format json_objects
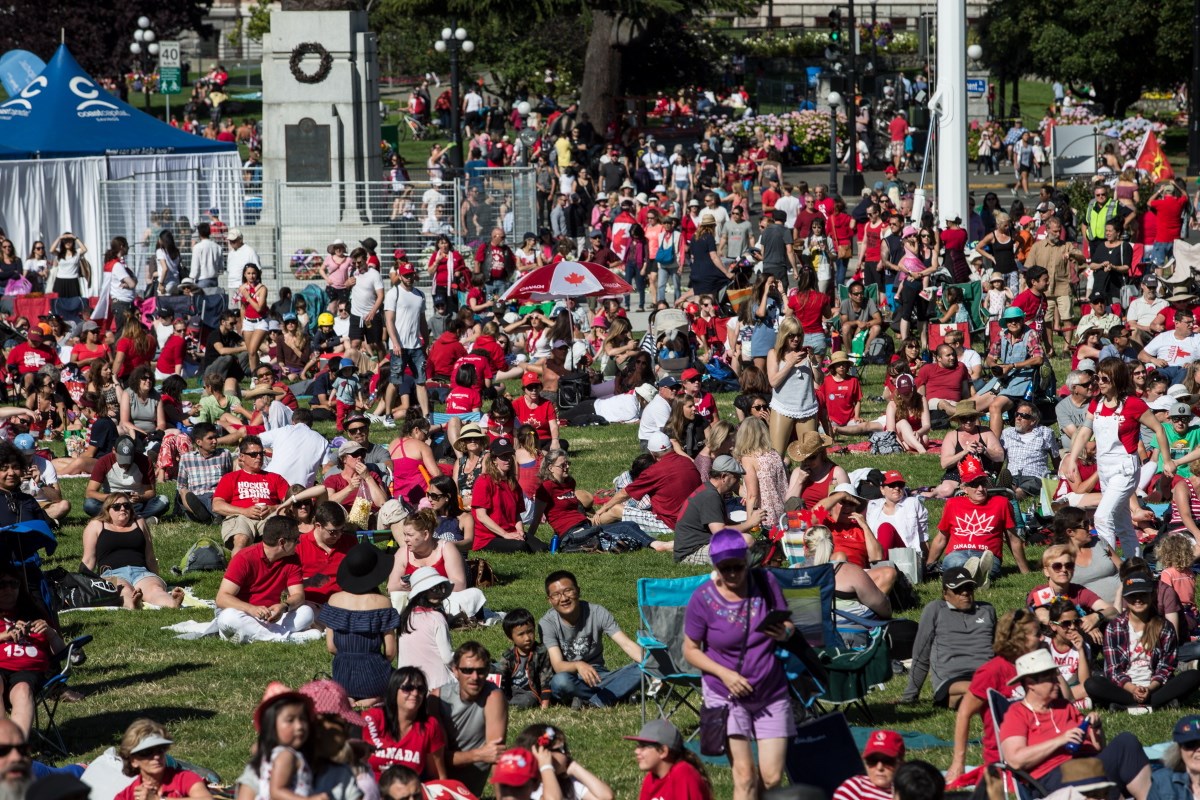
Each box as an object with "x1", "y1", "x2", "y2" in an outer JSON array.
[{"x1": 0, "y1": 0, "x2": 213, "y2": 82}]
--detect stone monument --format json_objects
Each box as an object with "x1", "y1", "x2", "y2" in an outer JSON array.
[{"x1": 260, "y1": 4, "x2": 383, "y2": 273}]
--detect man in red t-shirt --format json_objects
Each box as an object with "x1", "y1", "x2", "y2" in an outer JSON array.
[
  {"x1": 1149, "y1": 183, "x2": 1189, "y2": 267},
  {"x1": 889, "y1": 111, "x2": 910, "y2": 171},
  {"x1": 916, "y1": 346, "x2": 974, "y2": 413},
  {"x1": 926, "y1": 456, "x2": 1028, "y2": 580},
  {"x1": 215, "y1": 516, "x2": 317, "y2": 643},
  {"x1": 212, "y1": 435, "x2": 292, "y2": 554},
  {"x1": 593, "y1": 432, "x2": 701, "y2": 534},
  {"x1": 512, "y1": 372, "x2": 561, "y2": 448},
  {"x1": 295, "y1": 502, "x2": 356, "y2": 606},
  {"x1": 474, "y1": 228, "x2": 516, "y2": 297},
  {"x1": 6, "y1": 331, "x2": 60, "y2": 392}
]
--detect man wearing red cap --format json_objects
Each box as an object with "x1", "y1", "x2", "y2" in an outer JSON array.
[
  {"x1": 833, "y1": 729, "x2": 906, "y2": 800},
  {"x1": 6, "y1": 331, "x2": 60, "y2": 393},
  {"x1": 926, "y1": 455, "x2": 1028, "y2": 581}
]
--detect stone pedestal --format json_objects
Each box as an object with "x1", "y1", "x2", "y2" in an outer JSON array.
[{"x1": 262, "y1": 9, "x2": 382, "y2": 228}]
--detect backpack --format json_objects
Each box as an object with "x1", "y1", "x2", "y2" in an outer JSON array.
[
  {"x1": 176, "y1": 537, "x2": 227, "y2": 574},
  {"x1": 47, "y1": 566, "x2": 123, "y2": 610},
  {"x1": 655, "y1": 231, "x2": 677, "y2": 264}
]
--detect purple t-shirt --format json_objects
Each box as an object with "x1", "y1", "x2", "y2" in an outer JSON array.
[{"x1": 684, "y1": 570, "x2": 790, "y2": 706}]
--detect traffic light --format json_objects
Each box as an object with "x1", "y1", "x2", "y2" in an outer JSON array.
[{"x1": 826, "y1": 7, "x2": 844, "y2": 67}]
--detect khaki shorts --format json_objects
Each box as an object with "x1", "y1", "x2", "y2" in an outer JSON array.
[
  {"x1": 1049, "y1": 294, "x2": 1073, "y2": 323},
  {"x1": 221, "y1": 515, "x2": 271, "y2": 547}
]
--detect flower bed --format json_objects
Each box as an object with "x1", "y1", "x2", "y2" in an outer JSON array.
[{"x1": 721, "y1": 110, "x2": 847, "y2": 163}]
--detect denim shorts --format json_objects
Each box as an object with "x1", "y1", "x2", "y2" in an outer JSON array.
[
  {"x1": 391, "y1": 349, "x2": 427, "y2": 386},
  {"x1": 103, "y1": 565, "x2": 160, "y2": 588}
]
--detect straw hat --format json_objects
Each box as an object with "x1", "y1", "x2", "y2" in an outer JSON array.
[
  {"x1": 786, "y1": 431, "x2": 834, "y2": 462},
  {"x1": 827, "y1": 351, "x2": 852, "y2": 367},
  {"x1": 949, "y1": 399, "x2": 983, "y2": 421},
  {"x1": 452, "y1": 423, "x2": 487, "y2": 452}
]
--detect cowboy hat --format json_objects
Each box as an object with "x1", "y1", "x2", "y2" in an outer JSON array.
[
  {"x1": 786, "y1": 431, "x2": 834, "y2": 462},
  {"x1": 949, "y1": 399, "x2": 983, "y2": 420}
]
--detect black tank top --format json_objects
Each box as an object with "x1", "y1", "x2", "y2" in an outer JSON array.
[
  {"x1": 94, "y1": 524, "x2": 147, "y2": 571},
  {"x1": 991, "y1": 234, "x2": 1017, "y2": 274}
]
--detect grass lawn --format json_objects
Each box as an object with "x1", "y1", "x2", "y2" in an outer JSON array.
[{"x1": 30, "y1": 352, "x2": 1195, "y2": 798}]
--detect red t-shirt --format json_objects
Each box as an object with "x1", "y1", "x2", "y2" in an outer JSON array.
[
  {"x1": 1151, "y1": 195, "x2": 1188, "y2": 242},
  {"x1": 114, "y1": 769, "x2": 205, "y2": 800},
  {"x1": 1159, "y1": 305, "x2": 1200, "y2": 329},
  {"x1": 693, "y1": 392, "x2": 717, "y2": 424},
  {"x1": 915, "y1": 362, "x2": 969, "y2": 402},
  {"x1": 624, "y1": 452, "x2": 702, "y2": 529},
  {"x1": 445, "y1": 386, "x2": 482, "y2": 415},
  {"x1": 938, "y1": 495, "x2": 1015, "y2": 559},
  {"x1": 534, "y1": 477, "x2": 587, "y2": 535},
  {"x1": 638, "y1": 759, "x2": 714, "y2": 800},
  {"x1": 1012, "y1": 291, "x2": 1048, "y2": 333},
  {"x1": 0, "y1": 619, "x2": 50, "y2": 672},
  {"x1": 455, "y1": 352, "x2": 495, "y2": 384},
  {"x1": 362, "y1": 708, "x2": 447, "y2": 779},
  {"x1": 820, "y1": 375, "x2": 861, "y2": 426},
  {"x1": 998, "y1": 700, "x2": 1090, "y2": 778},
  {"x1": 1026, "y1": 582, "x2": 1103, "y2": 611},
  {"x1": 213, "y1": 469, "x2": 291, "y2": 509},
  {"x1": 1088, "y1": 395, "x2": 1149, "y2": 454},
  {"x1": 512, "y1": 396, "x2": 556, "y2": 440},
  {"x1": 970, "y1": 656, "x2": 1023, "y2": 766},
  {"x1": 889, "y1": 115, "x2": 909, "y2": 142},
  {"x1": 295, "y1": 531, "x2": 355, "y2": 605},
  {"x1": 828, "y1": 211, "x2": 853, "y2": 246},
  {"x1": 70, "y1": 342, "x2": 108, "y2": 366},
  {"x1": 795, "y1": 208, "x2": 822, "y2": 237},
  {"x1": 157, "y1": 334, "x2": 185, "y2": 375},
  {"x1": 6, "y1": 343, "x2": 59, "y2": 374},
  {"x1": 471, "y1": 474, "x2": 522, "y2": 549},
  {"x1": 761, "y1": 188, "x2": 780, "y2": 210},
  {"x1": 428, "y1": 333, "x2": 468, "y2": 380},
  {"x1": 788, "y1": 291, "x2": 831, "y2": 334},
  {"x1": 223, "y1": 543, "x2": 302, "y2": 606},
  {"x1": 115, "y1": 337, "x2": 152, "y2": 380}
]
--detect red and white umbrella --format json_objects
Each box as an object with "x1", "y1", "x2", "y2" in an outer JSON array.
[{"x1": 501, "y1": 261, "x2": 632, "y2": 301}]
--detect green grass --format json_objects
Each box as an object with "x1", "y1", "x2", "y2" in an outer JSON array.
[{"x1": 29, "y1": 353, "x2": 1192, "y2": 799}]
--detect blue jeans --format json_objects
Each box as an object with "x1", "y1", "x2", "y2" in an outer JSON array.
[
  {"x1": 83, "y1": 495, "x2": 169, "y2": 520},
  {"x1": 550, "y1": 663, "x2": 641, "y2": 707},
  {"x1": 1150, "y1": 242, "x2": 1174, "y2": 267},
  {"x1": 942, "y1": 549, "x2": 1002, "y2": 581},
  {"x1": 624, "y1": 264, "x2": 646, "y2": 309},
  {"x1": 656, "y1": 264, "x2": 680, "y2": 304},
  {"x1": 1157, "y1": 366, "x2": 1188, "y2": 386}
]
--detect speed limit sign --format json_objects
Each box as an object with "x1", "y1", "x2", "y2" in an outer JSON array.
[{"x1": 158, "y1": 41, "x2": 181, "y2": 95}]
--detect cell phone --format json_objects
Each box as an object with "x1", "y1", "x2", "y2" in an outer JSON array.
[{"x1": 755, "y1": 609, "x2": 792, "y2": 632}]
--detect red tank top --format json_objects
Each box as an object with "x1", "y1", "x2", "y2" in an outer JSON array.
[
  {"x1": 403, "y1": 546, "x2": 448, "y2": 579},
  {"x1": 243, "y1": 283, "x2": 264, "y2": 320},
  {"x1": 801, "y1": 464, "x2": 838, "y2": 508}
]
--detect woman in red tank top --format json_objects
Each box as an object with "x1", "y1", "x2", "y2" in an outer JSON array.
[
  {"x1": 786, "y1": 431, "x2": 849, "y2": 508},
  {"x1": 238, "y1": 263, "x2": 270, "y2": 372}
]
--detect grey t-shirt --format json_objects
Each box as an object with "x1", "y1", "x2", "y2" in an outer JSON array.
[
  {"x1": 725, "y1": 219, "x2": 753, "y2": 259},
  {"x1": 673, "y1": 482, "x2": 727, "y2": 562},
  {"x1": 840, "y1": 297, "x2": 880, "y2": 323},
  {"x1": 436, "y1": 681, "x2": 497, "y2": 797},
  {"x1": 1055, "y1": 396, "x2": 1089, "y2": 451},
  {"x1": 539, "y1": 602, "x2": 620, "y2": 668},
  {"x1": 759, "y1": 224, "x2": 792, "y2": 272}
]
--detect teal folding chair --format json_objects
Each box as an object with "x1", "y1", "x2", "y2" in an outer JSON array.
[{"x1": 635, "y1": 574, "x2": 710, "y2": 734}]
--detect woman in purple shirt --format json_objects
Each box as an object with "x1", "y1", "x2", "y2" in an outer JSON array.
[{"x1": 683, "y1": 529, "x2": 794, "y2": 800}]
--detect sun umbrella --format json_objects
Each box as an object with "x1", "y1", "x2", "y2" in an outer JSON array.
[{"x1": 500, "y1": 261, "x2": 633, "y2": 302}]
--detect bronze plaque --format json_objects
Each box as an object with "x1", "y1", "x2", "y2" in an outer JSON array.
[{"x1": 285, "y1": 117, "x2": 331, "y2": 183}]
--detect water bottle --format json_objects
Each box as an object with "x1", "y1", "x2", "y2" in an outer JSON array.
[
  {"x1": 550, "y1": 533, "x2": 561, "y2": 554},
  {"x1": 1023, "y1": 381, "x2": 1034, "y2": 401},
  {"x1": 1064, "y1": 718, "x2": 1090, "y2": 754}
]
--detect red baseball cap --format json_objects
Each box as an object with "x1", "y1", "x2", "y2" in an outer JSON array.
[
  {"x1": 491, "y1": 748, "x2": 538, "y2": 786},
  {"x1": 392, "y1": 248, "x2": 408, "y2": 261},
  {"x1": 521, "y1": 371, "x2": 542, "y2": 387},
  {"x1": 681, "y1": 367, "x2": 702, "y2": 382},
  {"x1": 863, "y1": 729, "x2": 905, "y2": 760},
  {"x1": 958, "y1": 454, "x2": 985, "y2": 484},
  {"x1": 882, "y1": 470, "x2": 905, "y2": 486},
  {"x1": 394, "y1": 261, "x2": 415, "y2": 276}
]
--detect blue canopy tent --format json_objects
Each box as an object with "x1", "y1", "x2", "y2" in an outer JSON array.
[{"x1": 0, "y1": 45, "x2": 243, "y2": 291}]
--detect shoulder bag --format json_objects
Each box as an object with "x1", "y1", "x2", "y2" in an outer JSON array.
[{"x1": 699, "y1": 579, "x2": 755, "y2": 756}]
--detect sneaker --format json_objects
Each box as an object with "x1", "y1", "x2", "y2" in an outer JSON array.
[
  {"x1": 1127, "y1": 705, "x2": 1151, "y2": 716},
  {"x1": 365, "y1": 413, "x2": 384, "y2": 423},
  {"x1": 382, "y1": 416, "x2": 396, "y2": 428},
  {"x1": 144, "y1": 516, "x2": 159, "y2": 526},
  {"x1": 181, "y1": 491, "x2": 214, "y2": 524},
  {"x1": 962, "y1": 555, "x2": 981, "y2": 584},
  {"x1": 975, "y1": 551, "x2": 996, "y2": 588}
]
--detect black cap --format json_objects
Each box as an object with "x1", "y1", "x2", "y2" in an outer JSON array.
[
  {"x1": 656, "y1": 375, "x2": 682, "y2": 389},
  {"x1": 490, "y1": 437, "x2": 515, "y2": 457},
  {"x1": 942, "y1": 566, "x2": 977, "y2": 591},
  {"x1": 1122, "y1": 574, "x2": 1154, "y2": 597}
]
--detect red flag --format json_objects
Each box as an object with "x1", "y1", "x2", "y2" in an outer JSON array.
[
  {"x1": 1136, "y1": 131, "x2": 1175, "y2": 182},
  {"x1": 610, "y1": 210, "x2": 636, "y2": 260}
]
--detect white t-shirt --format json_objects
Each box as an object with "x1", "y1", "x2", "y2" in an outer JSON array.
[
  {"x1": 227, "y1": 243, "x2": 260, "y2": 292},
  {"x1": 384, "y1": 285, "x2": 426, "y2": 349},
  {"x1": 56, "y1": 253, "x2": 81, "y2": 280},
  {"x1": 704, "y1": 204, "x2": 730, "y2": 239},
  {"x1": 958, "y1": 347, "x2": 982, "y2": 376},
  {"x1": 637, "y1": 394, "x2": 671, "y2": 441},
  {"x1": 864, "y1": 496, "x2": 929, "y2": 551},
  {"x1": 1126, "y1": 623, "x2": 1153, "y2": 686},
  {"x1": 594, "y1": 392, "x2": 641, "y2": 423},
  {"x1": 350, "y1": 268, "x2": 384, "y2": 317},
  {"x1": 155, "y1": 248, "x2": 180, "y2": 287},
  {"x1": 1144, "y1": 330, "x2": 1200, "y2": 367},
  {"x1": 463, "y1": 91, "x2": 483, "y2": 113},
  {"x1": 261, "y1": 424, "x2": 331, "y2": 488},
  {"x1": 1127, "y1": 297, "x2": 1168, "y2": 328},
  {"x1": 333, "y1": 315, "x2": 350, "y2": 338},
  {"x1": 775, "y1": 195, "x2": 801, "y2": 229},
  {"x1": 22, "y1": 455, "x2": 58, "y2": 504},
  {"x1": 153, "y1": 320, "x2": 174, "y2": 349},
  {"x1": 109, "y1": 260, "x2": 135, "y2": 304},
  {"x1": 191, "y1": 239, "x2": 222, "y2": 282}
]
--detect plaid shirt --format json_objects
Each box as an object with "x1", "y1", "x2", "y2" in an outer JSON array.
[
  {"x1": 1101, "y1": 610, "x2": 1178, "y2": 686},
  {"x1": 988, "y1": 326, "x2": 1044, "y2": 363},
  {"x1": 1001, "y1": 425, "x2": 1057, "y2": 478},
  {"x1": 177, "y1": 448, "x2": 234, "y2": 495}
]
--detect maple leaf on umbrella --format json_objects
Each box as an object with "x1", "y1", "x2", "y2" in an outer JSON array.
[{"x1": 564, "y1": 272, "x2": 586, "y2": 285}]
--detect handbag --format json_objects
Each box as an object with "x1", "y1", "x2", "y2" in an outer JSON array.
[
  {"x1": 4, "y1": 275, "x2": 31, "y2": 296},
  {"x1": 47, "y1": 565, "x2": 122, "y2": 610},
  {"x1": 699, "y1": 575, "x2": 756, "y2": 757},
  {"x1": 465, "y1": 558, "x2": 497, "y2": 588}
]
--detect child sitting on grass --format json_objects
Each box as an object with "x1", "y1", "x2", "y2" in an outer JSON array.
[
  {"x1": 1158, "y1": 533, "x2": 1197, "y2": 638},
  {"x1": 1042, "y1": 597, "x2": 1092, "y2": 707},
  {"x1": 496, "y1": 607, "x2": 554, "y2": 709}
]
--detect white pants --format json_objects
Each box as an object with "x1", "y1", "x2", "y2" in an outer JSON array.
[
  {"x1": 216, "y1": 606, "x2": 316, "y2": 643},
  {"x1": 389, "y1": 588, "x2": 486, "y2": 619},
  {"x1": 1096, "y1": 452, "x2": 1140, "y2": 559}
]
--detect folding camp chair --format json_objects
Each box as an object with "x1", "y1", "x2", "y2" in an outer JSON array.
[
  {"x1": 635, "y1": 574, "x2": 709, "y2": 734},
  {"x1": 986, "y1": 688, "x2": 1049, "y2": 800},
  {"x1": 33, "y1": 634, "x2": 92, "y2": 758}
]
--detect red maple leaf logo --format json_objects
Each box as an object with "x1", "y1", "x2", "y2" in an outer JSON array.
[{"x1": 564, "y1": 272, "x2": 586, "y2": 285}]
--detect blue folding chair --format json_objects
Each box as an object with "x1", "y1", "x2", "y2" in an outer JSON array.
[{"x1": 635, "y1": 574, "x2": 710, "y2": 734}]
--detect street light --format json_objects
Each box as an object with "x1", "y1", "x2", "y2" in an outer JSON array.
[
  {"x1": 828, "y1": 91, "x2": 842, "y2": 190},
  {"x1": 130, "y1": 17, "x2": 157, "y2": 109},
  {"x1": 433, "y1": 24, "x2": 473, "y2": 172}
]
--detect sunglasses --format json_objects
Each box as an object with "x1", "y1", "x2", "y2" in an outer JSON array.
[
  {"x1": 965, "y1": 479, "x2": 988, "y2": 488},
  {"x1": 111, "y1": 503, "x2": 133, "y2": 511},
  {"x1": 347, "y1": 427, "x2": 368, "y2": 434},
  {"x1": 397, "y1": 684, "x2": 426, "y2": 694},
  {"x1": 1049, "y1": 561, "x2": 1075, "y2": 571},
  {"x1": 427, "y1": 492, "x2": 447, "y2": 500},
  {"x1": 1181, "y1": 741, "x2": 1200, "y2": 751},
  {"x1": 0, "y1": 744, "x2": 29, "y2": 758},
  {"x1": 243, "y1": 450, "x2": 265, "y2": 458},
  {"x1": 865, "y1": 755, "x2": 898, "y2": 768},
  {"x1": 1016, "y1": 412, "x2": 1036, "y2": 420},
  {"x1": 1053, "y1": 618, "x2": 1082, "y2": 629},
  {"x1": 456, "y1": 666, "x2": 488, "y2": 676},
  {"x1": 751, "y1": 404, "x2": 768, "y2": 411}
]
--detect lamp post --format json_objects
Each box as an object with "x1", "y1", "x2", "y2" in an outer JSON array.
[
  {"x1": 434, "y1": 25, "x2": 474, "y2": 173},
  {"x1": 828, "y1": 91, "x2": 842, "y2": 190},
  {"x1": 129, "y1": 16, "x2": 159, "y2": 111}
]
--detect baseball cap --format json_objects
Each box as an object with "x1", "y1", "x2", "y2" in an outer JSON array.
[
  {"x1": 589, "y1": 229, "x2": 604, "y2": 239},
  {"x1": 227, "y1": 228, "x2": 243, "y2": 241},
  {"x1": 1122, "y1": 574, "x2": 1154, "y2": 597},
  {"x1": 881, "y1": 470, "x2": 906, "y2": 486},
  {"x1": 491, "y1": 748, "x2": 538, "y2": 787},
  {"x1": 1174, "y1": 715, "x2": 1200, "y2": 744},
  {"x1": 115, "y1": 436, "x2": 137, "y2": 466},
  {"x1": 681, "y1": 367, "x2": 702, "y2": 382},
  {"x1": 1143, "y1": 274, "x2": 1160, "y2": 287},
  {"x1": 490, "y1": 437, "x2": 516, "y2": 457},
  {"x1": 942, "y1": 566, "x2": 977, "y2": 591},
  {"x1": 657, "y1": 376, "x2": 682, "y2": 390},
  {"x1": 392, "y1": 248, "x2": 408, "y2": 261},
  {"x1": 646, "y1": 432, "x2": 672, "y2": 454},
  {"x1": 209, "y1": 207, "x2": 220, "y2": 215},
  {"x1": 521, "y1": 371, "x2": 542, "y2": 387},
  {"x1": 1149, "y1": 396, "x2": 1176, "y2": 412},
  {"x1": 624, "y1": 720, "x2": 682, "y2": 750},
  {"x1": 1036, "y1": 201, "x2": 1055, "y2": 212},
  {"x1": 12, "y1": 434, "x2": 35, "y2": 455},
  {"x1": 337, "y1": 442, "x2": 368, "y2": 460},
  {"x1": 711, "y1": 454, "x2": 746, "y2": 475},
  {"x1": 394, "y1": 261, "x2": 415, "y2": 275},
  {"x1": 81, "y1": 320, "x2": 99, "y2": 332},
  {"x1": 26, "y1": 330, "x2": 42, "y2": 344},
  {"x1": 862, "y1": 729, "x2": 905, "y2": 760},
  {"x1": 1170, "y1": 402, "x2": 1193, "y2": 418},
  {"x1": 958, "y1": 454, "x2": 985, "y2": 483}
]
